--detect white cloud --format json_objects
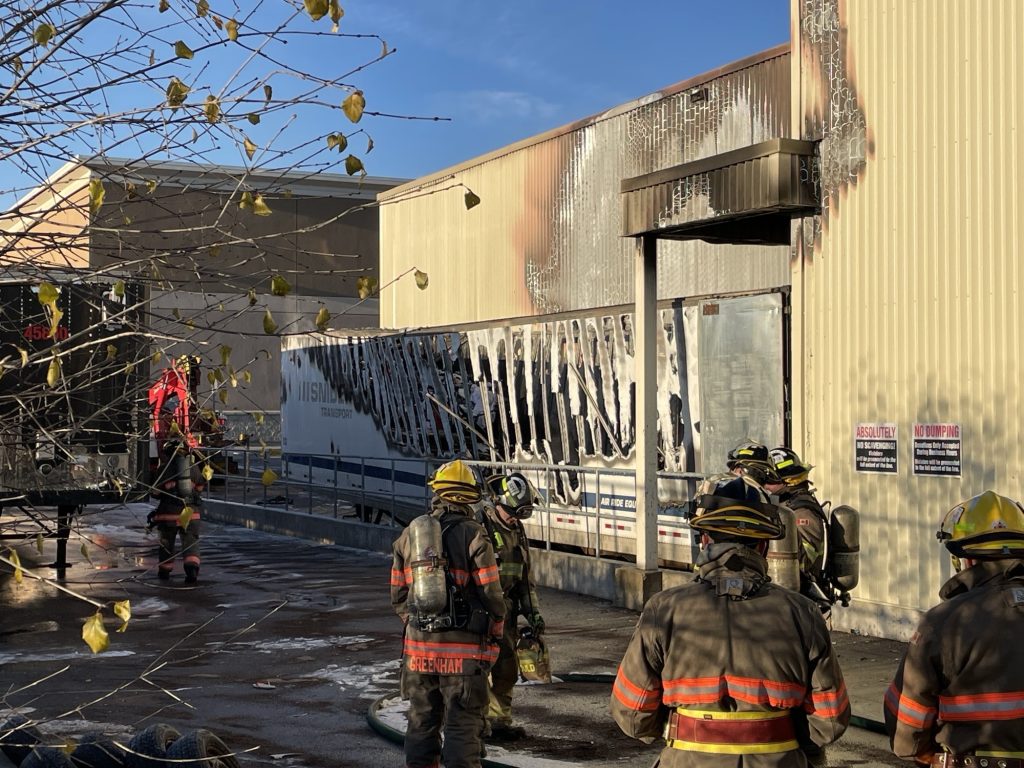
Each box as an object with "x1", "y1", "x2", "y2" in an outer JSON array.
[{"x1": 446, "y1": 90, "x2": 559, "y2": 124}]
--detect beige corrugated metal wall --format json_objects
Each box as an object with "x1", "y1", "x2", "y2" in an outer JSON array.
[
  {"x1": 380, "y1": 50, "x2": 792, "y2": 329},
  {"x1": 794, "y1": 0, "x2": 1024, "y2": 637}
]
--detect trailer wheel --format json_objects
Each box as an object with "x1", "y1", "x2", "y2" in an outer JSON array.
[
  {"x1": 125, "y1": 725, "x2": 180, "y2": 768},
  {"x1": 71, "y1": 734, "x2": 127, "y2": 768},
  {"x1": 166, "y1": 731, "x2": 239, "y2": 768},
  {"x1": 21, "y1": 747, "x2": 76, "y2": 768},
  {"x1": 1, "y1": 714, "x2": 43, "y2": 766}
]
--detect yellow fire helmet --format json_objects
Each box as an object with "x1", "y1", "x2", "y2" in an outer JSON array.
[
  {"x1": 769, "y1": 446, "x2": 814, "y2": 487},
  {"x1": 429, "y1": 459, "x2": 482, "y2": 505},
  {"x1": 516, "y1": 627, "x2": 552, "y2": 683},
  {"x1": 937, "y1": 490, "x2": 1024, "y2": 568}
]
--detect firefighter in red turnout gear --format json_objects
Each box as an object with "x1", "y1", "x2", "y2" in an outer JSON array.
[
  {"x1": 148, "y1": 444, "x2": 206, "y2": 583},
  {"x1": 391, "y1": 460, "x2": 507, "y2": 768},
  {"x1": 885, "y1": 490, "x2": 1024, "y2": 764},
  {"x1": 611, "y1": 477, "x2": 850, "y2": 767}
]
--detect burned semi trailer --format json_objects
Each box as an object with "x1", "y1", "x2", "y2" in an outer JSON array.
[
  {"x1": 0, "y1": 273, "x2": 148, "y2": 577},
  {"x1": 281, "y1": 292, "x2": 789, "y2": 567}
]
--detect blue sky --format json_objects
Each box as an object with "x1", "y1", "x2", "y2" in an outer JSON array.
[{"x1": 346, "y1": 1, "x2": 791, "y2": 181}]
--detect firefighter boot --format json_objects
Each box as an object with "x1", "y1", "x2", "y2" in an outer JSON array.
[{"x1": 184, "y1": 565, "x2": 199, "y2": 584}]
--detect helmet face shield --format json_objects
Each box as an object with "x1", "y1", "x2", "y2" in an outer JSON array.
[{"x1": 488, "y1": 472, "x2": 538, "y2": 519}]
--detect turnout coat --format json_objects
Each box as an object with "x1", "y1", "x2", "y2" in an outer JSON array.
[{"x1": 611, "y1": 543, "x2": 850, "y2": 768}]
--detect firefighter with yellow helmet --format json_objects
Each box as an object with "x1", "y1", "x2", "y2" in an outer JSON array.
[
  {"x1": 390, "y1": 459, "x2": 507, "y2": 768},
  {"x1": 478, "y1": 471, "x2": 546, "y2": 741},
  {"x1": 611, "y1": 476, "x2": 849, "y2": 766},
  {"x1": 885, "y1": 491, "x2": 1024, "y2": 763}
]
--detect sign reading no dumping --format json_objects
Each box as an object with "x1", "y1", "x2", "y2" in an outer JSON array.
[
  {"x1": 912, "y1": 422, "x2": 962, "y2": 477},
  {"x1": 855, "y1": 422, "x2": 898, "y2": 474}
]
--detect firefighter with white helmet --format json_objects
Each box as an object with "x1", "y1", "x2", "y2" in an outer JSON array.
[
  {"x1": 611, "y1": 476, "x2": 850, "y2": 766},
  {"x1": 764, "y1": 446, "x2": 831, "y2": 608},
  {"x1": 390, "y1": 459, "x2": 507, "y2": 768},
  {"x1": 885, "y1": 490, "x2": 1024, "y2": 763},
  {"x1": 478, "y1": 471, "x2": 544, "y2": 741}
]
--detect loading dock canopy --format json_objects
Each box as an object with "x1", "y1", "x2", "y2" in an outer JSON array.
[{"x1": 621, "y1": 138, "x2": 819, "y2": 245}]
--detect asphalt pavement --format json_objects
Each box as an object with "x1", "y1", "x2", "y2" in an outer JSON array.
[{"x1": 1, "y1": 504, "x2": 909, "y2": 768}]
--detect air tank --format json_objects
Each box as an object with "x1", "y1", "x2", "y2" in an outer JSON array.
[
  {"x1": 408, "y1": 514, "x2": 449, "y2": 617},
  {"x1": 828, "y1": 505, "x2": 860, "y2": 593},
  {"x1": 767, "y1": 505, "x2": 800, "y2": 591},
  {"x1": 173, "y1": 452, "x2": 193, "y2": 499}
]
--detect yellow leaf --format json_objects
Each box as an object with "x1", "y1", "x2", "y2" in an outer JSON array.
[
  {"x1": 113, "y1": 280, "x2": 125, "y2": 297},
  {"x1": 82, "y1": 612, "x2": 109, "y2": 654},
  {"x1": 326, "y1": 133, "x2": 348, "y2": 152},
  {"x1": 106, "y1": 345, "x2": 117, "y2": 361},
  {"x1": 206, "y1": 371, "x2": 216, "y2": 386},
  {"x1": 464, "y1": 190, "x2": 481, "y2": 210},
  {"x1": 218, "y1": 388, "x2": 228, "y2": 405},
  {"x1": 330, "y1": 0, "x2": 344, "y2": 24},
  {"x1": 226, "y1": 19, "x2": 239, "y2": 41},
  {"x1": 166, "y1": 77, "x2": 190, "y2": 108},
  {"x1": 36, "y1": 534, "x2": 43, "y2": 554},
  {"x1": 254, "y1": 412, "x2": 264, "y2": 425},
  {"x1": 243, "y1": 136, "x2": 257, "y2": 161},
  {"x1": 247, "y1": 289, "x2": 257, "y2": 306},
  {"x1": 80, "y1": 541, "x2": 92, "y2": 564},
  {"x1": 315, "y1": 306, "x2": 330, "y2": 331},
  {"x1": 263, "y1": 309, "x2": 277, "y2": 334},
  {"x1": 263, "y1": 85, "x2": 272, "y2": 102},
  {"x1": 146, "y1": 179, "x2": 158, "y2": 194},
  {"x1": 202, "y1": 464, "x2": 214, "y2": 482},
  {"x1": 113, "y1": 599, "x2": 131, "y2": 625},
  {"x1": 46, "y1": 305, "x2": 64, "y2": 339},
  {"x1": 381, "y1": 39, "x2": 389, "y2": 57},
  {"x1": 212, "y1": 15, "x2": 223, "y2": 29},
  {"x1": 159, "y1": 0, "x2": 169, "y2": 11},
  {"x1": 212, "y1": 367, "x2": 224, "y2": 384},
  {"x1": 303, "y1": 0, "x2": 329, "y2": 21},
  {"x1": 243, "y1": 370, "x2": 252, "y2": 383},
  {"x1": 229, "y1": 370, "x2": 238, "y2": 388},
  {"x1": 38, "y1": 281, "x2": 59, "y2": 307},
  {"x1": 47, "y1": 357, "x2": 61, "y2": 388},
  {"x1": 34, "y1": 23, "x2": 56, "y2": 46},
  {"x1": 344, "y1": 154, "x2": 365, "y2": 176},
  {"x1": 18, "y1": 348, "x2": 28, "y2": 368},
  {"x1": 89, "y1": 178, "x2": 106, "y2": 215},
  {"x1": 342, "y1": 91, "x2": 365, "y2": 123},
  {"x1": 261, "y1": 468, "x2": 278, "y2": 487},
  {"x1": 247, "y1": 113, "x2": 260, "y2": 125},
  {"x1": 270, "y1": 275, "x2": 291, "y2": 297},
  {"x1": 414, "y1": 270, "x2": 429, "y2": 290},
  {"x1": 239, "y1": 190, "x2": 253, "y2": 210},
  {"x1": 173, "y1": 40, "x2": 194, "y2": 59},
  {"x1": 152, "y1": 350, "x2": 163, "y2": 364},
  {"x1": 13, "y1": 55, "x2": 22, "y2": 74},
  {"x1": 356, "y1": 275, "x2": 378, "y2": 300},
  {"x1": 172, "y1": 307, "x2": 181, "y2": 320},
  {"x1": 9, "y1": 549, "x2": 22, "y2": 584},
  {"x1": 204, "y1": 95, "x2": 220, "y2": 123},
  {"x1": 209, "y1": 244, "x2": 221, "y2": 257},
  {"x1": 178, "y1": 506, "x2": 194, "y2": 527},
  {"x1": 252, "y1": 194, "x2": 272, "y2": 216},
  {"x1": 196, "y1": 0, "x2": 209, "y2": 17},
  {"x1": 219, "y1": 345, "x2": 232, "y2": 366}
]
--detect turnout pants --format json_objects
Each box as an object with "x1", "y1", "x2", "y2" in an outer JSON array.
[
  {"x1": 403, "y1": 667, "x2": 489, "y2": 768},
  {"x1": 157, "y1": 521, "x2": 201, "y2": 578},
  {"x1": 487, "y1": 614, "x2": 519, "y2": 726}
]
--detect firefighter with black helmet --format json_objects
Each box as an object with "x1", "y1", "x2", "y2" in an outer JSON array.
[
  {"x1": 478, "y1": 471, "x2": 544, "y2": 742},
  {"x1": 390, "y1": 459, "x2": 507, "y2": 768},
  {"x1": 764, "y1": 446, "x2": 832, "y2": 609},
  {"x1": 611, "y1": 476, "x2": 849, "y2": 766},
  {"x1": 885, "y1": 491, "x2": 1024, "y2": 763},
  {"x1": 726, "y1": 440, "x2": 781, "y2": 486}
]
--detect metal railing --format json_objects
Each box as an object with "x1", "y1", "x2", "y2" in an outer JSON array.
[{"x1": 206, "y1": 447, "x2": 706, "y2": 564}]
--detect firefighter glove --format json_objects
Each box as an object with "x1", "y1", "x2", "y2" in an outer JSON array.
[{"x1": 527, "y1": 612, "x2": 545, "y2": 635}]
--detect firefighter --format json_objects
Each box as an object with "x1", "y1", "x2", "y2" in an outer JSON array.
[
  {"x1": 725, "y1": 440, "x2": 782, "y2": 486},
  {"x1": 763, "y1": 446, "x2": 832, "y2": 609},
  {"x1": 884, "y1": 490, "x2": 1024, "y2": 763},
  {"x1": 147, "y1": 443, "x2": 206, "y2": 583},
  {"x1": 610, "y1": 476, "x2": 850, "y2": 766},
  {"x1": 390, "y1": 459, "x2": 507, "y2": 768},
  {"x1": 479, "y1": 471, "x2": 543, "y2": 742}
]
